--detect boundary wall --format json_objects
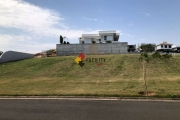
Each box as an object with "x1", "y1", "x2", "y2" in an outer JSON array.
[
  {"x1": 56, "y1": 43, "x2": 128, "y2": 56},
  {"x1": 0, "y1": 51, "x2": 34, "y2": 63}
]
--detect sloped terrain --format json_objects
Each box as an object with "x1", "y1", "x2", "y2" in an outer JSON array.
[{"x1": 0, "y1": 54, "x2": 180, "y2": 97}]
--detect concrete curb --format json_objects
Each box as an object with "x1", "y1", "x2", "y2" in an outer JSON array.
[{"x1": 0, "y1": 96, "x2": 180, "y2": 102}]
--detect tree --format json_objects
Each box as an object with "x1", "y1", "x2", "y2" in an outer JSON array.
[
  {"x1": 64, "y1": 41, "x2": 66, "y2": 44},
  {"x1": 139, "y1": 52, "x2": 150, "y2": 95},
  {"x1": 139, "y1": 44, "x2": 154, "y2": 95},
  {"x1": 60, "y1": 35, "x2": 63, "y2": 44},
  {"x1": 67, "y1": 42, "x2": 70, "y2": 44},
  {"x1": 63, "y1": 36, "x2": 68, "y2": 41},
  {"x1": 60, "y1": 35, "x2": 68, "y2": 44},
  {"x1": 140, "y1": 44, "x2": 154, "y2": 52},
  {"x1": 139, "y1": 45, "x2": 172, "y2": 96}
]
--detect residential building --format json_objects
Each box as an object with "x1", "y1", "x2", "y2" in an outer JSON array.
[
  {"x1": 172, "y1": 46, "x2": 180, "y2": 53},
  {"x1": 79, "y1": 30, "x2": 120, "y2": 44},
  {"x1": 156, "y1": 41, "x2": 173, "y2": 52},
  {"x1": 128, "y1": 45, "x2": 136, "y2": 52}
]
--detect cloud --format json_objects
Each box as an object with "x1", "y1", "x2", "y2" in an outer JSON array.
[
  {"x1": 83, "y1": 17, "x2": 98, "y2": 21},
  {"x1": 0, "y1": 0, "x2": 67, "y2": 37},
  {"x1": 125, "y1": 34, "x2": 135, "y2": 38},
  {"x1": 0, "y1": 34, "x2": 56, "y2": 53},
  {"x1": 0, "y1": 0, "x2": 122, "y2": 53},
  {"x1": 0, "y1": 0, "x2": 104, "y2": 53},
  {"x1": 143, "y1": 12, "x2": 151, "y2": 16},
  {"x1": 140, "y1": 39, "x2": 146, "y2": 41},
  {"x1": 0, "y1": 34, "x2": 31, "y2": 46},
  {"x1": 0, "y1": 0, "x2": 101, "y2": 39}
]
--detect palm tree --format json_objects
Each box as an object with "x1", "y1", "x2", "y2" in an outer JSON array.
[
  {"x1": 60, "y1": 35, "x2": 68, "y2": 44},
  {"x1": 63, "y1": 36, "x2": 68, "y2": 40}
]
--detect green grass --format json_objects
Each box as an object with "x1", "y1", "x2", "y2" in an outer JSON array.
[{"x1": 0, "y1": 54, "x2": 180, "y2": 98}]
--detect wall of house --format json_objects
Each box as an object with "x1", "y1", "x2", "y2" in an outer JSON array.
[
  {"x1": 0, "y1": 51, "x2": 34, "y2": 64},
  {"x1": 56, "y1": 43, "x2": 128, "y2": 56},
  {"x1": 157, "y1": 45, "x2": 172, "y2": 50}
]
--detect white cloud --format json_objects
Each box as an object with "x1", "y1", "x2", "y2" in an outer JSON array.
[
  {"x1": 0, "y1": 0, "x2": 67, "y2": 37},
  {"x1": 0, "y1": 0, "x2": 122, "y2": 53},
  {"x1": 0, "y1": 34, "x2": 56, "y2": 53},
  {"x1": 140, "y1": 38, "x2": 146, "y2": 41},
  {"x1": 0, "y1": 34, "x2": 31, "y2": 46},
  {"x1": 0, "y1": 0, "x2": 101, "y2": 39},
  {"x1": 0, "y1": 0, "x2": 104, "y2": 53},
  {"x1": 125, "y1": 34, "x2": 135, "y2": 38},
  {"x1": 83, "y1": 17, "x2": 98, "y2": 21},
  {"x1": 143, "y1": 12, "x2": 151, "y2": 16}
]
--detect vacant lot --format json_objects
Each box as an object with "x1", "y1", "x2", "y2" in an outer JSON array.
[{"x1": 0, "y1": 54, "x2": 180, "y2": 98}]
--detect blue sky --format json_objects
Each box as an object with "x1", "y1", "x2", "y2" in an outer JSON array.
[{"x1": 0, "y1": 0, "x2": 180, "y2": 53}]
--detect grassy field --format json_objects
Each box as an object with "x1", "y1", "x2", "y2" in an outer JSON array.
[{"x1": 0, "y1": 54, "x2": 180, "y2": 98}]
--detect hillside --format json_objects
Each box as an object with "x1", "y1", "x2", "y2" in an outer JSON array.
[{"x1": 0, "y1": 54, "x2": 180, "y2": 97}]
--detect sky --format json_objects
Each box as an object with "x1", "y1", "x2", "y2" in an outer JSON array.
[{"x1": 0, "y1": 0, "x2": 180, "y2": 54}]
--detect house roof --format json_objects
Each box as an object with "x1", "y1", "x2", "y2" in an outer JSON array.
[
  {"x1": 157, "y1": 41, "x2": 173, "y2": 46},
  {"x1": 172, "y1": 46, "x2": 180, "y2": 48},
  {"x1": 82, "y1": 34, "x2": 99, "y2": 37},
  {"x1": 99, "y1": 30, "x2": 116, "y2": 34}
]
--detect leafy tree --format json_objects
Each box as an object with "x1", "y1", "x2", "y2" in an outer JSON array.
[
  {"x1": 64, "y1": 41, "x2": 66, "y2": 44},
  {"x1": 67, "y1": 42, "x2": 70, "y2": 44},
  {"x1": 140, "y1": 44, "x2": 154, "y2": 52}
]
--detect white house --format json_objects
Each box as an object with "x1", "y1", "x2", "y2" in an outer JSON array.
[
  {"x1": 79, "y1": 30, "x2": 120, "y2": 44},
  {"x1": 172, "y1": 46, "x2": 180, "y2": 53},
  {"x1": 156, "y1": 41, "x2": 173, "y2": 52}
]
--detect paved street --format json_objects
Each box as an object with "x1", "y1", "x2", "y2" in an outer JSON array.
[{"x1": 0, "y1": 98, "x2": 180, "y2": 120}]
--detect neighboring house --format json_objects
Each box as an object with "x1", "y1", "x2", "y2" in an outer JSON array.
[
  {"x1": 128, "y1": 45, "x2": 136, "y2": 52},
  {"x1": 56, "y1": 30, "x2": 129, "y2": 56},
  {"x1": 156, "y1": 41, "x2": 173, "y2": 52},
  {"x1": 172, "y1": 46, "x2": 180, "y2": 53},
  {"x1": 79, "y1": 30, "x2": 120, "y2": 44}
]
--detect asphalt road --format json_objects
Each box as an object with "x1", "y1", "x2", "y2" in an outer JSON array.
[{"x1": 0, "y1": 98, "x2": 180, "y2": 120}]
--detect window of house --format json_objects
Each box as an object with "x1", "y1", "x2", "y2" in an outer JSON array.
[
  {"x1": 161, "y1": 45, "x2": 163, "y2": 48},
  {"x1": 107, "y1": 36, "x2": 113, "y2": 41},
  {"x1": 95, "y1": 39, "x2": 99, "y2": 43},
  {"x1": 165, "y1": 45, "x2": 167, "y2": 48},
  {"x1": 104, "y1": 36, "x2": 107, "y2": 40},
  {"x1": 85, "y1": 38, "x2": 91, "y2": 43},
  {"x1": 129, "y1": 46, "x2": 133, "y2": 48},
  {"x1": 169, "y1": 45, "x2": 171, "y2": 48},
  {"x1": 91, "y1": 38, "x2": 96, "y2": 43}
]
